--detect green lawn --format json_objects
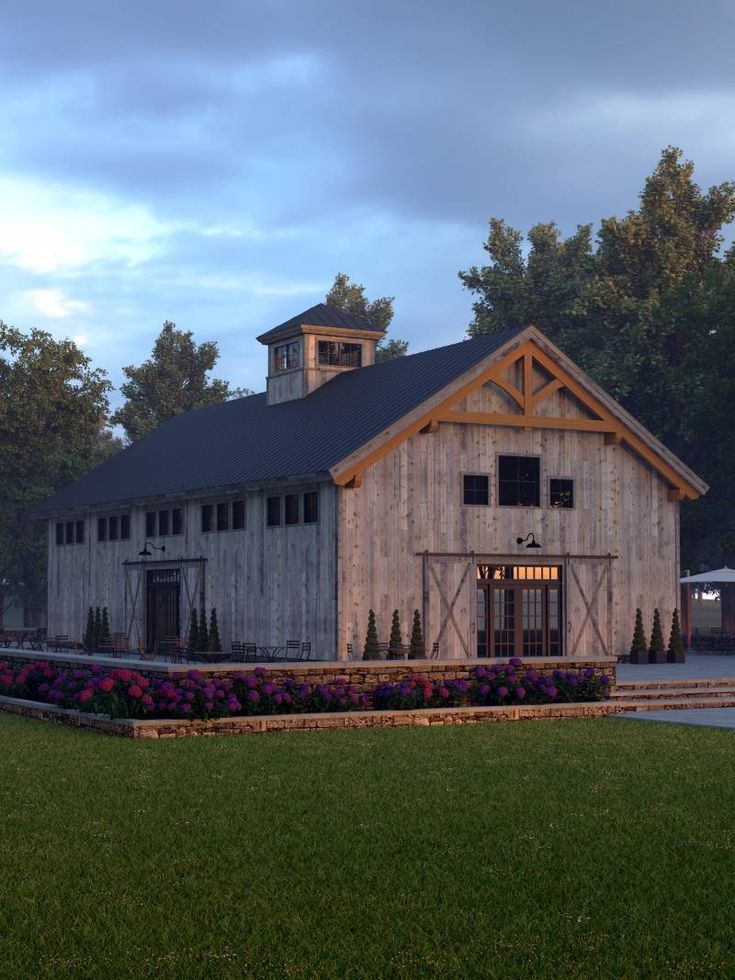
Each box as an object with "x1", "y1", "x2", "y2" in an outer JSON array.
[{"x1": 2, "y1": 715, "x2": 735, "y2": 979}]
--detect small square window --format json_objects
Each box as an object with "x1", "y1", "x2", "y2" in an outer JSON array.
[
  {"x1": 550, "y1": 478, "x2": 574, "y2": 509},
  {"x1": 109, "y1": 515, "x2": 119, "y2": 541},
  {"x1": 97, "y1": 517, "x2": 107, "y2": 542},
  {"x1": 463, "y1": 474, "x2": 489, "y2": 506},
  {"x1": 75, "y1": 520, "x2": 84, "y2": 544},
  {"x1": 56, "y1": 523, "x2": 65, "y2": 546},
  {"x1": 172, "y1": 508, "x2": 183, "y2": 535},
  {"x1": 120, "y1": 515, "x2": 130, "y2": 540},
  {"x1": 498, "y1": 456, "x2": 540, "y2": 507},
  {"x1": 201, "y1": 504, "x2": 213, "y2": 533},
  {"x1": 303, "y1": 491, "x2": 319, "y2": 524},
  {"x1": 284, "y1": 493, "x2": 300, "y2": 525},
  {"x1": 65, "y1": 521, "x2": 74, "y2": 545},
  {"x1": 232, "y1": 500, "x2": 245, "y2": 530},
  {"x1": 158, "y1": 510, "x2": 169, "y2": 536},
  {"x1": 267, "y1": 496, "x2": 281, "y2": 527},
  {"x1": 146, "y1": 512, "x2": 156, "y2": 537},
  {"x1": 217, "y1": 501, "x2": 229, "y2": 531}
]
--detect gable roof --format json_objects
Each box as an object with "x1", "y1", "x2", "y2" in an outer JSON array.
[
  {"x1": 256, "y1": 303, "x2": 386, "y2": 344},
  {"x1": 36, "y1": 327, "x2": 523, "y2": 515}
]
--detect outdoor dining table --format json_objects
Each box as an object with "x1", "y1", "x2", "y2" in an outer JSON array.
[{"x1": 257, "y1": 646, "x2": 285, "y2": 662}]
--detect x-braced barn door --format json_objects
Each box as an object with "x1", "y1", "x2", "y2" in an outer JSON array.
[
  {"x1": 422, "y1": 553, "x2": 475, "y2": 658},
  {"x1": 566, "y1": 557, "x2": 614, "y2": 656}
]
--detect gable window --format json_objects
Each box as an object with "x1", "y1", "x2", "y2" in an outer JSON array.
[
  {"x1": 318, "y1": 341, "x2": 362, "y2": 368},
  {"x1": 201, "y1": 504, "x2": 213, "y2": 533},
  {"x1": 65, "y1": 521, "x2": 74, "y2": 545},
  {"x1": 202, "y1": 500, "x2": 246, "y2": 532},
  {"x1": 146, "y1": 511, "x2": 156, "y2": 537},
  {"x1": 108, "y1": 515, "x2": 119, "y2": 541},
  {"x1": 232, "y1": 500, "x2": 245, "y2": 530},
  {"x1": 75, "y1": 520, "x2": 84, "y2": 544},
  {"x1": 303, "y1": 491, "x2": 319, "y2": 524},
  {"x1": 146, "y1": 507, "x2": 183, "y2": 537},
  {"x1": 56, "y1": 523, "x2": 64, "y2": 546},
  {"x1": 172, "y1": 508, "x2": 183, "y2": 535},
  {"x1": 463, "y1": 474, "x2": 489, "y2": 506},
  {"x1": 57, "y1": 520, "x2": 86, "y2": 546},
  {"x1": 216, "y1": 502, "x2": 229, "y2": 532},
  {"x1": 550, "y1": 478, "x2": 574, "y2": 509},
  {"x1": 97, "y1": 517, "x2": 107, "y2": 542},
  {"x1": 267, "y1": 496, "x2": 281, "y2": 527},
  {"x1": 284, "y1": 493, "x2": 300, "y2": 525},
  {"x1": 98, "y1": 513, "x2": 130, "y2": 543},
  {"x1": 158, "y1": 510, "x2": 169, "y2": 536},
  {"x1": 274, "y1": 341, "x2": 299, "y2": 371},
  {"x1": 120, "y1": 515, "x2": 130, "y2": 540},
  {"x1": 498, "y1": 456, "x2": 540, "y2": 507}
]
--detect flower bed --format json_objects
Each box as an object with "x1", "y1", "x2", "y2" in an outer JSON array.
[{"x1": 0, "y1": 658, "x2": 610, "y2": 721}]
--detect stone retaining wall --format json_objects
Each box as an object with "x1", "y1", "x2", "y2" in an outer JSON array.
[
  {"x1": 0, "y1": 648, "x2": 617, "y2": 688},
  {"x1": 0, "y1": 694, "x2": 621, "y2": 739}
]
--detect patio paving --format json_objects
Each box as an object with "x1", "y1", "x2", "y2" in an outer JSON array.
[
  {"x1": 616, "y1": 708, "x2": 735, "y2": 730},
  {"x1": 617, "y1": 653, "x2": 735, "y2": 682}
]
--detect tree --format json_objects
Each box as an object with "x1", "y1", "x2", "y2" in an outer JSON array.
[
  {"x1": 0, "y1": 323, "x2": 111, "y2": 626},
  {"x1": 388, "y1": 609, "x2": 403, "y2": 658},
  {"x1": 208, "y1": 608, "x2": 222, "y2": 652},
  {"x1": 325, "y1": 273, "x2": 408, "y2": 362},
  {"x1": 363, "y1": 609, "x2": 380, "y2": 660},
  {"x1": 409, "y1": 609, "x2": 425, "y2": 659},
  {"x1": 197, "y1": 607, "x2": 209, "y2": 653},
  {"x1": 111, "y1": 321, "x2": 235, "y2": 443},
  {"x1": 667, "y1": 609, "x2": 685, "y2": 663},
  {"x1": 93, "y1": 607, "x2": 102, "y2": 650},
  {"x1": 459, "y1": 148, "x2": 735, "y2": 567},
  {"x1": 649, "y1": 608, "x2": 666, "y2": 664},
  {"x1": 84, "y1": 607, "x2": 95, "y2": 652},
  {"x1": 187, "y1": 607, "x2": 199, "y2": 651},
  {"x1": 99, "y1": 607, "x2": 111, "y2": 647}
]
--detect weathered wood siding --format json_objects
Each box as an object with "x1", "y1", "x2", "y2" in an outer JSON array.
[
  {"x1": 337, "y1": 382, "x2": 679, "y2": 660},
  {"x1": 47, "y1": 482, "x2": 337, "y2": 657}
]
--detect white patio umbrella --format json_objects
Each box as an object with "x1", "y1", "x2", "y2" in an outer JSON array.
[
  {"x1": 679, "y1": 567, "x2": 735, "y2": 645},
  {"x1": 680, "y1": 567, "x2": 735, "y2": 584}
]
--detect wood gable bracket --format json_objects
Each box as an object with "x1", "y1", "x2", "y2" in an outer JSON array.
[{"x1": 333, "y1": 339, "x2": 699, "y2": 499}]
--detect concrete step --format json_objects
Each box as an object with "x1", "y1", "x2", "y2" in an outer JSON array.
[
  {"x1": 613, "y1": 695, "x2": 735, "y2": 712},
  {"x1": 616, "y1": 678, "x2": 735, "y2": 691},
  {"x1": 612, "y1": 685, "x2": 735, "y2": 701}
]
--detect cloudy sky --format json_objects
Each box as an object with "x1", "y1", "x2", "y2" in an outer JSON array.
[{"x1": 1, "y1": 0, "x2": 733, "y2": 399}]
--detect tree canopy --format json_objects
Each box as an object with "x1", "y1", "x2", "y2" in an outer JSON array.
[
  {"x1": 459, "y1": 146, "x2": 735, "y2": 568},
  {"x1": 0, "y1": 324, "x2": 112, "y2": 624},
  {"x1": 325, "y1": 273, "x2": 408, "y2": 361},
  {"x1": 111, "y1": 321, "x2": 236, "y2": 443}
]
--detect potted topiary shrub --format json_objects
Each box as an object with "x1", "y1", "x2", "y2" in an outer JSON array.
[
  {"x1": 388, "y1": 609, "x2": 403, "y2": 659},
  {"x1": 197, "y1": 607, "x2": 209, "y2": 653},
  {"x1": 208, "y1": 608, "x2": 222, "y2": 653},
  {"x1": 409, "y1": 609, "x2": 425, "y2": 659},
  {"x1": 667, "y1": 608, "x2": 685, "y2": 663},
  {"x1": 187, "y1": 607, "x2": 198, "y2": 653},
  {"x1": 363, "y1": 609, "x2": 380, "y2": 660},
  {"x1": 649, "y1": 608, "x2": 666, "y2": 664},
  {"x1": 83, "y1": 607, "x2": 95, "y2": 652},
  {"x1": 629, "y1": 608, "x2": 648, "y2": 665}
]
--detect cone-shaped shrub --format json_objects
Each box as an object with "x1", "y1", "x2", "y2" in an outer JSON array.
[
  {"x1": 649, "y1": 608, "x2": 666, "y2": 664},
  {"x1": 209, "y1": 608, "x2": 222, "y2": 652},
  {"x1": 93, "y1": 607, "x2": 101, "y2": 649},
  {"x1": 83, "y1": 607, "x2": 95, "y2": 652},
  {"x1": 197, "y1": 608, "x2": 209, "y2": 652},
  {"x1": 629, "y1": 608, "x2": 648, "y2": 664},
  {"x1": 667, "y1": 608, "x2": 685, "y2": 663},
  {"x1": 187, "y1": 607, "x2": 198, "y2": 650},
  {"x1": 363, "y1": 609, "x2": 380, "y2": 660},
  {"x1": 99, "y1": 607, "x2": 111, "y2": 646},
  {"x1": 409, "y1": 609, "x2": 425, "y2": 659},
  {"x1": 388, "y1": 610, "x2": 403, "y2": 658}
]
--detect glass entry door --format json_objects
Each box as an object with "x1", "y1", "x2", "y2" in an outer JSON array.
[
  {"x1": 145, "y1": 568, "x2": 181, "y2": 653},
  {"x1": 477, "y1": 565, "x2": 562, "y2": 658}
]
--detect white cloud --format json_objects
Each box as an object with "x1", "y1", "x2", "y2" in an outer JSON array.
[
  {"x1": 0, "y1": 174, "x2": 169, "y2": 273},
  {"x1": 25, "y1": 288, "x2": 91, "y2": 319}
]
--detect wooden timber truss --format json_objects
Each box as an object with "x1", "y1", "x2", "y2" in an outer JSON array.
[{"x1": 332, "y1": 334, "x2": 703, "y2": 500}]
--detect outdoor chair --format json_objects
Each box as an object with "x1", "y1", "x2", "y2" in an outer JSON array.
[
  {"x1": 300, "y1": 641, "x2": 312, "y2": 661},
  {"x1": 346, "y1": 643, "x2": 357, "y2": 660},
  {"x1": 29, "y1": 628, "x2": 46, "y2": 651},
  {"x1": 387, "y1": 644, "x2": 409, "y2": 660},
  {"x1": 286, "y1": 640, "x2": 300, "y2": 660},
  {"x1": 376, "y1": 642, "x2": 389, "y2": 658},
  {"x1": 231, "y1": 641, "x2": 244, "y2": 660},
  {"x1": 430, "y1": 642, "x2": 440, "y2": 659},
  {"x1": 110, "y1": 633, "x2": 128, "y2": 658}
]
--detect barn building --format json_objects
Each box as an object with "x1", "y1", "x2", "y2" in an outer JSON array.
[{"x1": 38, "y1": 304, "x2": 707, "y2": 660}]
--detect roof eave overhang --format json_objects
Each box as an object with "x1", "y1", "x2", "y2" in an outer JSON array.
[{"x1": 257, "y1": 323, "x2": 386, "y2": 345}]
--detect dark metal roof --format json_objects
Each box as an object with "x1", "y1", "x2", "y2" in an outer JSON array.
[
  {"x1": 37, "y1": 328, "x2": 522, "y2": 515},
  {"x1": 256, "y1": 303, "x2": 386, "y2": 343}
]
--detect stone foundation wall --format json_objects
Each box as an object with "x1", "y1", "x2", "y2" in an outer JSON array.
[{"x1": 0, "y1": 695, "x2": 622, "y2": 740}]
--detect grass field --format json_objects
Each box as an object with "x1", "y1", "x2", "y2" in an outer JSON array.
[{"x1": 2, "y1": 715, "x2": 735, "y2": 979}]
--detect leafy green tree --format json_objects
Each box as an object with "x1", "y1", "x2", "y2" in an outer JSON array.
[
  {"x1": 0, "y1": 324, "x2": 111, "y2": 626},
  {"x1": 111, "y1": 321, "x2": 235, "y2": 443},
  {"x1": 649, "y1": 609, "x2": 666, "y2": 664},
  {"x1": 409, "y1": 609, "x2": 425, "y2": 659},
  {"x1": 388, "y1": 609, "x2": 403, "y2": 658},
  {"x1": 460, "y1": 147, "x2": 735, "y2": 567},
  {"x1": 363, "y1": 609, "x2": 380, "y2": 660},
  {"x1": 325, "y1": 273, "x2": 408, "y2": 361}
]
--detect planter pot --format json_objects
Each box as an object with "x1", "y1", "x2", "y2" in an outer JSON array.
[
  {"x1": 667, "y1": 649, "x2": 686, "y2": 663},
  {"x1": 648, "y1": 650, "x2": 667, "y2": 664},
  {"x1": 629, "y1": 650, "x2": 649, "y2": 665}
]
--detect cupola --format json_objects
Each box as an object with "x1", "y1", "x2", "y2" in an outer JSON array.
[{"x1": 256, "y1": 303, "x2": 386, "y2": 405}]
